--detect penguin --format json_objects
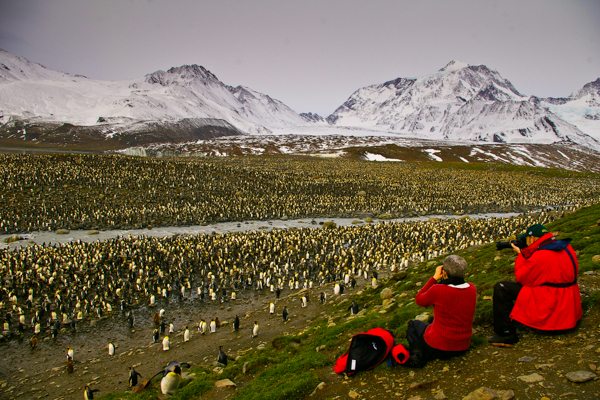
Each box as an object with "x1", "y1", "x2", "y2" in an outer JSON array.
[
  {"x1": 152, "y1": 329, "x2": 159, "y2": 343},
  {"x1": 269, "y1": 302, "x2": 275, "y2": 314},
  {"x1": 84, "y1": 386, "x2": 99, "y2": 400},
  {"x1": 153, "y1": 313, "x2": 160, "y2": 325},
  {"x1": 218, "y1": 345, "x2": 229, "y2": 366},
  {"x1": 66, "y1": 355, "x2": 74, "y2": 373},
  {"x1": 160, "y1": 364, "x2": 182, "y2": 395},
  {"x1": 251, "y1": 321, "x2": 259, "y2": 338},
  {"x1": 233, "y1": 315, "x2": 240, "y2": 331},
  {"x1": 169, "y1": 322, "x2": 175, "y2": 334},
  {"x1": 67, "y1": 346, "x2": 74, "y2": 361},
  {"x1": 144, "y1": 361, "x2": 191, "y2": 389},
  {"x1": 183, "y1": 326, "x2": 190, "y2": 342},
  {"x1": 334, "y1": 283, "x2": 340, "y2": 295},
  {"x1": 349, "y1": 300, "x2": 359, "y2": 315},
  {"x1": 159, "y1": 309, "x2": 166, "y2": 318},
  {"x1": 301, "y1": 296, "x2": 307, "y2": 308},
  {"x1": 209, "y1": 319, "x2": 216, "y2": 333},
  {"x1": 159, "y1": 320, "x2": 166, "y2": 334},
  {"x1": 275, "y1": 287, "x2": 281, "y2": 299},
  {"x1": 129, "y1": 366, "x2": 142, "y2": 387},
  {"x1": 162, "y1": 336, "x2": 170, "y2": 351},
  {"x1": 29, "y1": 335, "x2": 37, "y2": 350},
  {"x1": 108, "y1": 342, "x2": 115, "y2": 356},
  {"x1": 282, "y1": 307, "x2": 288, "y2": 322},
  {"x1": 127, "y1": 311, "x2": 134, "y2": 328},
  {"x1": 320, "y1": 292, "x2": 326, "y2": 304}
]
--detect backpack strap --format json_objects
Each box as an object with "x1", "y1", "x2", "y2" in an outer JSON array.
[{"x1": 541, "y1": 245, "x2": 578, "y2": 288}]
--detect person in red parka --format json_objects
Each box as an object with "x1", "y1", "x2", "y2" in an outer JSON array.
[
  {"x1": 405, "y1": 255, "x2": 477, "y2": 367},
  {"x1": 488, "y1": 224, "x2": 582, "y2": 346}
]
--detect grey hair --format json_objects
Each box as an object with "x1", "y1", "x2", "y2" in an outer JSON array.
[{"x1": 443, "y1": 255, "x2": 467, "y2": 279}]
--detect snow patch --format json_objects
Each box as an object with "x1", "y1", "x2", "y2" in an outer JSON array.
[{"x1": 364, "y1": 152, "x2": 402, "y2": 162}]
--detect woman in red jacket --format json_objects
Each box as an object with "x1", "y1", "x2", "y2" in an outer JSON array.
[
  {"x1": 488, "y1": 224, "x2": 582, "y2": 346},
  {"x1": 406, "y1": 255, "x2": 477, "y2": 367}
]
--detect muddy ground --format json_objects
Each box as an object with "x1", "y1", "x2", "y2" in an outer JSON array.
[{"x1": 1, "y1": 272, "x2": 599, "y2": 400}]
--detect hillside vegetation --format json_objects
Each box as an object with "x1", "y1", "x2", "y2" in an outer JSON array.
[{"x1": 99, "y1": 202, "x2": 600, "y2": 400}]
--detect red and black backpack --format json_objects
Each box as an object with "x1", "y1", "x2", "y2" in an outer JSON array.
[{"x1": 333, "y1": 327, "x2": 409, "y2": 376}]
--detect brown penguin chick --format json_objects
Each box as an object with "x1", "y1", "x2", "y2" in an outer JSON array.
[
  {"x1": 153, "y1": 313, "x2": 160, "y2": 325},
  {"x1": 66, "y1": 355, "x2": 74, "y2": 373},
  {"x1": 29, "y1": 335, "x2": 38, "y2": 350}
]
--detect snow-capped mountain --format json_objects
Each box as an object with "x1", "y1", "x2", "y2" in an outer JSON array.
[
  {"x1": 539, "y1": 78, "x2": 600, "y2": 141},
  {"x1": 0, "y1": 48, "x2": 307, "y2": 146},
  {"x1": 326, "y1": 60, "x2": 600, "y2": 151}
]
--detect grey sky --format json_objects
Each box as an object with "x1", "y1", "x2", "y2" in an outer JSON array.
[{"x1": 0, "y1": 0, "x2": 598, "y2": 116}]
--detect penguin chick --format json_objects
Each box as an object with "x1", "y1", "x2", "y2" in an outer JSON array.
[
  {"x1": 84, "y1": 385, "x2": 99, "y2": 400},
  {"x1": 29, "y1": 335, "x2": 37, "y2": 350},
  {"x1": 160, "y1": 364, "x2": 181, "y2": 395},
  {"x1": 129, "y1": 366, "x2": 142, "y2": 387}
]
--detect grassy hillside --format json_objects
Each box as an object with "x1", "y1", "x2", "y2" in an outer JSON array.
[{"x1": 97, "y1": 202, "x2": 600, "y2": 400}]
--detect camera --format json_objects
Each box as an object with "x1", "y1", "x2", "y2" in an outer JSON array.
[{"x1": 496, "y1": 236, "x2": 527, "y2": 251}]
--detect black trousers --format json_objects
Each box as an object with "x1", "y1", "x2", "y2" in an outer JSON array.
[
  {"x1": 493, "y1": 280, "x2": 523, "y2": 335},
  {"x1": 406, "y1": 320, "x2": 467, "y2": 364}
]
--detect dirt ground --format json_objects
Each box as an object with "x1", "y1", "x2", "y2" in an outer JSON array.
[{"x1": 1, "y1": 272, "x2": 599, "y2": 400}]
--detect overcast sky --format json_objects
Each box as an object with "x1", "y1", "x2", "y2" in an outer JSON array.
[{"x1": 0, "y1": 0, "x2": 598, "y2": 116}]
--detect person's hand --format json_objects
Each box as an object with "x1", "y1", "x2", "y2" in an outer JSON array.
[
  {"x1": 433, "y1": 265, "x2": 444, "y2": 280},
  {"x1": 511, "y1": 243, "x2": 521, "y2": 254}
]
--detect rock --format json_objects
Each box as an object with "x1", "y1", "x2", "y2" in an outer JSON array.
[
  {"x1": 56, "y1": 229, "x2": 70, "y2": 234},
  {"x1": 462, "y1": 387, "x2": 514, "y2": 400},
  {"x1": 518, "y1": 356, "x2": 536, "y2": 362},
  {"x1": 592, "y1": 255, "x2": 600, "y2": 263},
  {"x1": 378, "y1": 213, "x2": 393, "y2": 219},
  {"x1": 590, "y1": 364, "x2": 597, "y2": 371},
  {"x1": 414, "y1": 313, "x2": 430, "y2": 322},
  {"x1": 380, "y1": 288, "x2": 394, "y2": 299},
  {"x1": 316, "y1": 345, "x2": 326, "y2": 352},
  {"x1": 434, "y1": 391, "x2": 448, "y2": 400},
  {"x1": 349, "y1": 391, "x2": 359, "y2": 399},
  {"x1": 215, "y1": 379, "x2": 236, "y2": 388},
  {"x1": 88, "y1": 230, "x2": 100, "y2": 235},
  {"x1": 365, "y1": 218, "x2": 373, "y2": 223},
  {"x1": 517, "y1": 373, "x2": 544, "y2": 383},
  {"x1": 322, "y1": 221, "x2": 337, "y2": 229},
  {"x1": 352, "y1": 220, "x2": 364, "y2": 225},
  {"x1": 565, "y1": 371, "x2": 597, "y2": 383},
  {"x1": 212, "y1": 367, "x2": 223, "y2": 374}
]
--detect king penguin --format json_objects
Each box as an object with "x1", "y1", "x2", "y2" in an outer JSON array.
[
  {"x1": 160, "y1": 364, "x2": 182, "y2": 395},
  {"x1": 162, "y1": 336, "x2": 170, "y2": 351},
  {"x1": 129, "y1": 366, "x2": 142, "y2": 387},
  {"x1": 251, "y1": 321, "x2": 259, "y2": 338},
  {"x1": 233, "y1": 315, "x2": 240, "y2": 331},
  {"x1": 84, "y1": 386, "x2": 99, "y2": 400}
]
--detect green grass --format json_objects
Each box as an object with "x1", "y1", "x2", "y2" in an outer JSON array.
[{"x1": 97, "y1": 202, "x2": 600, "y2": 400}]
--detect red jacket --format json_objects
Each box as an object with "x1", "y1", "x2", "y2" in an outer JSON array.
[
  {"x1": 416, "y1": 277, "x2": 477, "y2": 352},
  {"x1": 510, "y1": 232, "x2": 582, "y2": 331}
]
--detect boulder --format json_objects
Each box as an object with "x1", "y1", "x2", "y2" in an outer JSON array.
[
  {"x1": 380, "y1": 288, "x2": 394, "y2": 299},
  {"x1": 215, "y1": 379, "x2": 237, "y2": 388},
  {"x1": 565, "y1": 370, "x2": 597, "y2": 383},
  {"x1": 322, "y1": 221, "x2": 337, "y2": 229},
  {"x1": 592, "y1": 255, "x2": 600, "y2": 263}
]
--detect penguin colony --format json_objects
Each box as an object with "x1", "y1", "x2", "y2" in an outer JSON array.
[
  {"x1": 0, "y1": 208, "x2": 563, "y2": 339},
  {"x1": 1, "y1": 153, "x2": 599, "y2": 234}
]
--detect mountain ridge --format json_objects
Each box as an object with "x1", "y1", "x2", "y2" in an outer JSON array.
[{"x1": 1, "y1": 49, "x2": 599, "y2": 152}]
